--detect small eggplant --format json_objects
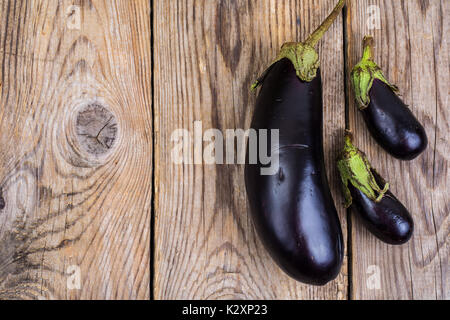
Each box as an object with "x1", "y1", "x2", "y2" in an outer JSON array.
[
  {"x1": 351, "y1": 36, "x2": 427, "y2": 160},
  {"x1": 245, "y1": 0, "x2": 345, "y2": 285},
  {"x1": 337, "y1": 133, "x2": 414, "y2": 245}
]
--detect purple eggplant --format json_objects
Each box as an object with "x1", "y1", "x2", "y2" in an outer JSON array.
[
  {"x1": 352, "y1": 36, "x2": 427, "y2": 160},
  {"x1": 245, "y1": 0, "x2": 345, "y2": 285},
  {"x1": 337, "y1": 133, "x2": 414, "y2": 245}
]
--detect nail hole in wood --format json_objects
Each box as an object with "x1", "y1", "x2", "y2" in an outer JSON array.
[{"x1": 0, "y1": 188, "x2": 5, "y2": 210}]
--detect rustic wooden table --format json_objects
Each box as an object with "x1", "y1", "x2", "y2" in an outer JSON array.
[{"x1": 0, "y1": 0, "x2": 447, "y2": 300}]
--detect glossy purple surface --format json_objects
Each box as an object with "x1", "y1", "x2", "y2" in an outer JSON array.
[
  {"x1": 362, "y1": 79, "x2": 427, "y2": 160},
  {"x1": 245, "y1": 58, "x2": 343, "y2": 285},
  {"x1": 349, "y1": 170, "x2": 414, "y2": 245}
]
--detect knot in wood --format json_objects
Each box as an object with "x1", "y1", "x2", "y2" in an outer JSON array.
[{"x1": 75, "y1": 104, "x2": 118, "y2": 156}]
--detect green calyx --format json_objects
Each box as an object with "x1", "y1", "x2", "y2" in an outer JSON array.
[
  {"x1": 351, "y1": 35, "x2": 398, "y2": 109},
  {"x1": 251, "y1": 0, "x2": 345, "y2": 89},
  {"x1": 337, "y1": 133, "x2": 389, "y2": 208},
  {"x1": 276, "y1": 42, "x2": 320, "y2": 82},
  {"x1": 250, "y1": 43, "x2": 319, "y2": 90}
]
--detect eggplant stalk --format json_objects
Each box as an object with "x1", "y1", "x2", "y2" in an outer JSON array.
[
  {"x1": 252, "y1": 0, "x2": 345, "y2": 88},
  {"x1": 337, "y1": 132, "x2": 389, "y2": 208},
  {"x1": 351, "y1": 35, "x2": 398, "y2": 109}
]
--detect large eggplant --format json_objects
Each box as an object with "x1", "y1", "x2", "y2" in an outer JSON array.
[
  {"x1": 337, "y1": 133, "x2": 414, "y2": 245},
  {"x1": 245, "y1": 0, "x2": 345, "y2": 285},
  {"x1": 352, "y1": 36, "x2": 427, "y2": 160}
]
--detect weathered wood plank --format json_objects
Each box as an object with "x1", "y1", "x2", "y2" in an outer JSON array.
[
  {"x1": 0, "y1": 0, "x2": 151, "y2": 299},
  {"x1": 345, "y1": 0, "x2": 448, "y2": 299},
  {"x1": 154, "y1": 0, "x2": 347, "y2": 299}
]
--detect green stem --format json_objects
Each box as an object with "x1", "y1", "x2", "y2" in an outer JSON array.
[
  {"x1": 361, "y1": 35, "x2": 374, "y2": 61},
  {"x1": 251, "y1": 0, "x2": 345, "y2": 86},
  {"x1": 305, "y1": 0, "x2": 346, "y2": 47},
  {"x1": 351, "y1": 35, "x2": 399, "y2": 109},
  {"x1": 344, "y1": 129, "x2": 353, "y2": 146},
  {"x1": 337, "y1": 130, "x2": 389, "y2": 207}
]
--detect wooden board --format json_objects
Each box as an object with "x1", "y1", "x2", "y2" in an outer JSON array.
[
  {"x1": 0, "y1": 0, "x2": 151, "y2": 299},
  {"x1": 345, "y1": 0, "x2": 448, "y2": 299},
  {"x1": 154, "y1": 0, "x2": 347, "y2": 299},
  {"x1": 1, "y1": 0, "x2": 447, "y2": 300}
]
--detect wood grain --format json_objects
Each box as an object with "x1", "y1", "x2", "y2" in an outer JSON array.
[
  {"x1": 0, "y1": 0, "x2": 151, "y2": 299},
  {"x1": 154, "y1": 0, "x2": 347, "y2": 299},
  {"x1": 1, "y1": 0, "x2": 447, "y2": 300},
  {"x1": 345, "y1": 0, "x2": 448, "y2": 299}
]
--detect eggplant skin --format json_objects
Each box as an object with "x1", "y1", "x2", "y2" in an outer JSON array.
[
  {"x1": 349, "y1": 170, "x2": 413, "y2": 245},
  {"x1": 362, "y1": 79, "x2": 427, "y2": 160},
  {"x1": 245, "y1": 58, "x2": 343, "y2": 285}
]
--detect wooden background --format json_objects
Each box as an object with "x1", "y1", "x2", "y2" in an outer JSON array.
[{"x1": 0, "y1": 0, "x2": 447, "y2": 300}]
